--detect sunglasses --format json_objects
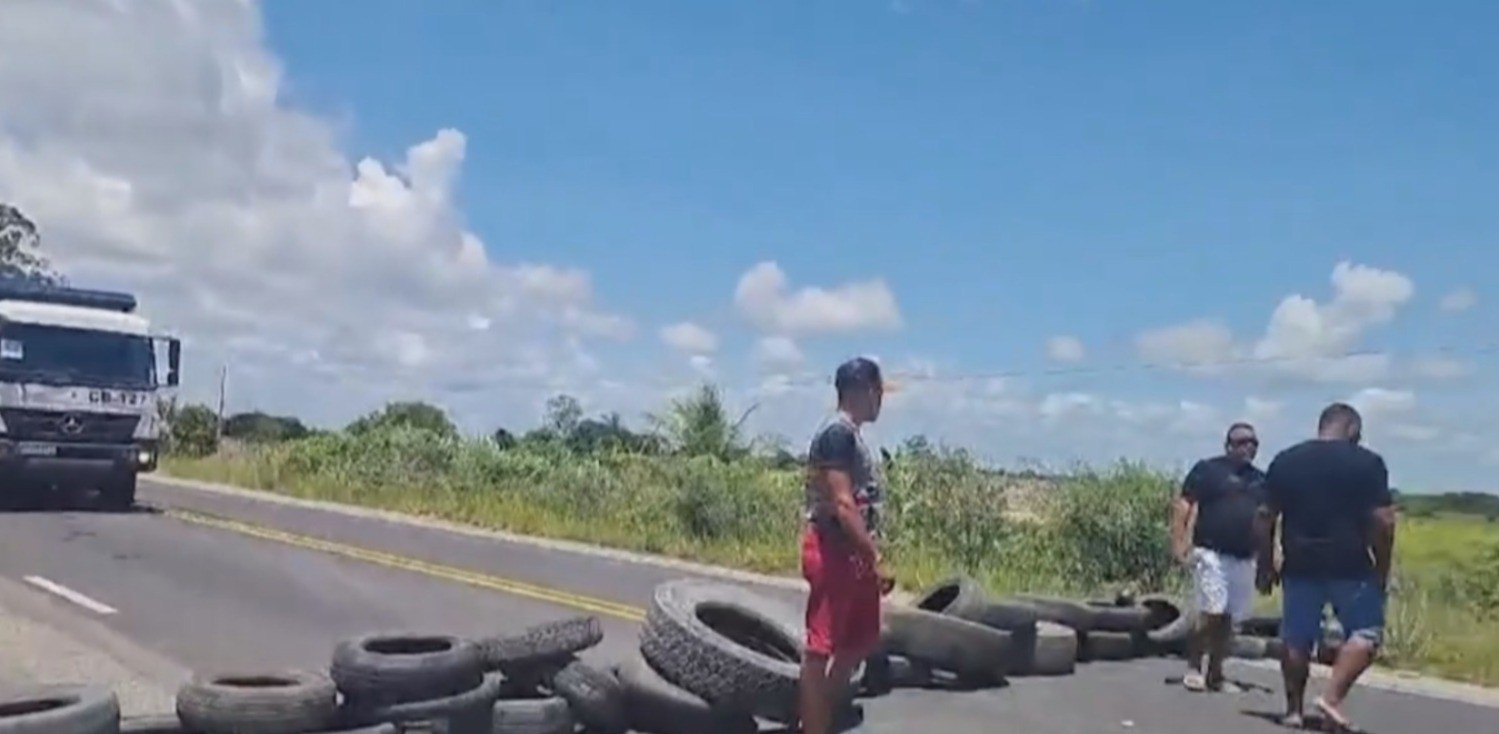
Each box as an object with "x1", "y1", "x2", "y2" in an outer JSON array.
[{"x1": 1228, "y1": 437, "x2": 1259, "y2": 448}]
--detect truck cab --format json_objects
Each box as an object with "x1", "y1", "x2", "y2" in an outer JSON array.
[{"x1": 0, "y1": 280, "x2": 181, "y2": 510}]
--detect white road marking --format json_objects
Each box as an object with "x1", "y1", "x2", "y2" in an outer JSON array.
[{"x1": 23, "y1": 575, "x2": 118, "y2": 615}]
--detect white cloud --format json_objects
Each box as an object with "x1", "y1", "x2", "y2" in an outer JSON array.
[
  {"x1": 1410, "y1": 356, "x2": 1472, "y2": 380},
  {"x1": 1347, "y1": 387, "x2": 1416, "y2": 417},
  {"x1": 0, "y1": 0, "x2": 631, "y2": 426},
  {"x1": 1045, "y1": 335, "x2": 1085, "y2": 363},
  {"x1": 733, "y1": 261, "x2": 902, "y2": 336},
  {"x1": 659, "y1": 321, "x2": 717, "y2": 354},
  {"x1": 753, "y1": 335, "x2": 805, "y2": 371},
  {"x1": 1439, "y1": 287, "x2": 1477, "y2": 313},
  {"x1": 1242, "y1": 396, "x2": 1282, "y2": 424},
  {"x1": 1135, "y1": 262, "x2": 1413, "y2": 384},
  {"x1": 1135, "y1": 319, "x2": 1238, "y2": 366}
]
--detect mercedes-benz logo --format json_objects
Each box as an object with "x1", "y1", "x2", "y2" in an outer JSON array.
[{"x1": 59, "y1": 413, "x2": 84, "y2": 435}]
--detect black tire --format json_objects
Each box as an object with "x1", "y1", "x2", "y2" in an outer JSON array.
[
  {"x1": 912, "y1": 577, "x2": 1039, "y2": 675},
  {"x1": 1230, "y1": 635, "x2": 1271, "y2": 659},
  {"x1": 99, "y1": 472, "x2": 137, "y2": 512},
  {"x1": 1082, "y1": 601, "x2": 1152, "y2": 633},
  {"x1": 1081, "y1": 631, "x2": 1140, "y2": 661},
  {"x1": 1137, "y1": 595, "x2": 1185, "y2": 632},
  {"x1": 638, "y1": 579, "x2": 804, "y2": 722},
  {"x1": 615, "y1": 650, "x2": 756, "y2": 734},
  {"x1": 1021, "y1": 621, "x2": 1077, "y2": 676},
  {"x1": 880, "y1": 604, "x2": 1013, "y2": 685},
  {"x1": 1013, "y1": 595, "x2": 1095, "y2": 632},
  {"x1": 339, "y1": 673, "x2": 503, "y2": 731},
  {"x1": 309, "y1": 727, "x2": 398, "y2": 734},
  {"x1": 176, "y1": 670, "x2": 338, "y2": 734},
  {"x1": 0, "y1": 685, "x2": 120, "y2": 734},
  {"x1": 492, "y1": 695, "x2": 574, "y2": 734},
  {"x1": 331, "y1": 633, "x2": 483, "y2": 706},
  {"x1": 1238, "y1": 613, "x2": 1282, "y2": 638},
  {"x1": 550, "y1": 659, "x2": 627, "y2": 734},
  {"x1": 120, "y1": 713, "x2": 185, "y2": 734},
  {"x1": 1143, "y1": 596, "x2": 1197, "y2": 654},
  {"x1": 480, "y1": 615, "x2": 603, "y2": 674}
]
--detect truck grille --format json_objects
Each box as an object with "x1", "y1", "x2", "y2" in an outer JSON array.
[{"x1": 0, "y1": 408, "x2": 140, "y2": 443}]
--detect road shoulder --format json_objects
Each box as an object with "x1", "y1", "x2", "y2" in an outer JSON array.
[{"x1": 0, "y1": 574, "x2": 186, "y2": 716}]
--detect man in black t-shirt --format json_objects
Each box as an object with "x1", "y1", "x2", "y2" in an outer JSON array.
[
  {"x1": 1256, "y1": 402, "x2": 1397, "y2": 731},
  {"x1": 1170, "y1": 421, "x2": 1265, "y2": 692}
]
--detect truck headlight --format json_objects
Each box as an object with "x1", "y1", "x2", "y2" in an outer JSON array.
[{"x1": 138, "y1": 450, "x2": 153, "y2": 466}]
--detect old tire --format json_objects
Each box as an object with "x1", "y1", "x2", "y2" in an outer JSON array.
[
  {"x1": 120, "y1": 714, "x2": 185, "y2": 734},
  {"x1": 340, "y1": 672, "x2": 503, "y2": 731},
  {"x1": 1081, "y1": 631, "x2": 1140, "y2": 661},
  {"x1": 615, "y1": 650, "x2": 756, "y2": 734},
  {"x1": 1144, "y1": 597, "x2": 1197, "y2": 654},
  {"x1": 491, "y1": 695, "x2": 574, "y2": 734},
  {"x1": 1083, "y1": 601, "x2": 1152, "y2": 633},
  {"x1": 309, "y1": 727, "x2": 398, "y2": 734},
  {"x1": 638, "y1": 579, "x2": 804, "y2": 722},
  {"x1": 1021, "y1": 621, "x2": 1078, "y2": 676},
  {"x1": 176, "y1": 670, "x2": 337, "y2": 734},
  {"x1": 480, "y1": 615, "x2": 603, "y2": 674},
  {"x1": 550, "y1": 659, "x2": 627, "y2": 734},
  {"x1": 0, "y1": 685, "x2": 120, "y2": 734},
  {"x1": 1239, "y1": 614, "x2": 1282, "y2": 638},
  {"x1": 331, "y1": 633, "x2": 483, "y2": 706},
  {"x1": 881, "y1": 604, "x2": 1013, "y2": 685},
  {"x1": 1013, "y1": 595, "x2": 1095, "y2": 632}
]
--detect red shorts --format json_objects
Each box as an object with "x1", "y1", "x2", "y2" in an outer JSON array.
[{"x1": 801, "y1": 525, "x2": 882, "y2": 658}]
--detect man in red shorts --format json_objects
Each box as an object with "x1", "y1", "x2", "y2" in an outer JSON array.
[{"x1": 799, "y1": 357, "x2": 895, "y2": 734}]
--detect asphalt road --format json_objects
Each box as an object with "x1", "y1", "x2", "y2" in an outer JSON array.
[{"x1": 0, "y1": 478, "x2": 1492, "y2": 734}]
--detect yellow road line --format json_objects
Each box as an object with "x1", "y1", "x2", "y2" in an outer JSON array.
[{"x1": 163, "y1": 508, "x2": 647, "y2": 622}]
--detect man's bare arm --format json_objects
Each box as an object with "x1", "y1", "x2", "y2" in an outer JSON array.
[
  {"x1": 1254, "y1": 504, "x2": 1279, "y2": 571},
  {"x1": 821, "y1": 466, "x2": 879, "y2": 563},
  {"x1": 1170, "y1": 496, "x2": 1196, "y2": 558}
]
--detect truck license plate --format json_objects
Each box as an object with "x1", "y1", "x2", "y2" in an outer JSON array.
[{"x1": 16, "y1": 442, "x2": 57, "y2": 457}]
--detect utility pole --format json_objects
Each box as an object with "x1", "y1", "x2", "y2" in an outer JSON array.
[{"x1": 214, "y1": 364, "x2": 227, "y2": 446}]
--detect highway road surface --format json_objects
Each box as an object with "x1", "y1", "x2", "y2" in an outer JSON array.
[{"x1": 0, "y1": 478, "x2": 1495, "y2": 734}]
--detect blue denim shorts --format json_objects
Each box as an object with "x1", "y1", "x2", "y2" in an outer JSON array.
[{"x1": 1281, "y1": 576, "x2": 1386, "y2": 652}]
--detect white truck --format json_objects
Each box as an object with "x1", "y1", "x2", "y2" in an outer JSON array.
[{"x1": 0, "y1": 280, "x2": 180, "y2": 510}]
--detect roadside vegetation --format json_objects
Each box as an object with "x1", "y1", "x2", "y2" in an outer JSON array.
[{"x1": 159, "y1": 386, "x2": 1499, "y2": 686}]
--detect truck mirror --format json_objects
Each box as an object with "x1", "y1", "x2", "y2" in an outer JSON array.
[{"x1": 166, "y1": 339, "x2": 181, "y2": 387}]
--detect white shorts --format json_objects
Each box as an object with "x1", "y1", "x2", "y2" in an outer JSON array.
[{"x1": 1191, "y1": 547, "x2": 1256, "y2": 619}]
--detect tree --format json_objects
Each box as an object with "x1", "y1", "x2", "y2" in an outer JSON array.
[
  {"x1": 542, "y1": 394, "x2": 584, "y2": 438},
  {"x1": 222, "y1": 411, "x2": 309, "y2": 443},
  {"x1": 0, "y1": 203, "x2": 64, "y2": 285},
  {"x1": 346, "y1": 400, "x2": 457, "y2": 438},
  {"x1": 646, "y1": 382, "x2": 754, "y2": 460},
  {"x1": 491, "y1": 427, "x2": 518, "y2": 450},
  {"x1": 169, "y1": 403, "x2": 220, "y2": 456}
]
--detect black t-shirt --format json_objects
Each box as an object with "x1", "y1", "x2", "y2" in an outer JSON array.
[
  {"x1": 1182, "y1": 455, "x2": 1266, "y2": 558},
  {"x1": 1264, "y1": 439, "x2": 1393, "y2": 580}
]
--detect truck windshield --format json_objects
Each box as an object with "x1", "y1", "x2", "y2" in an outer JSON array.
[{"x1": 0, "y1": 321, "x2": 154, "y2": 388}]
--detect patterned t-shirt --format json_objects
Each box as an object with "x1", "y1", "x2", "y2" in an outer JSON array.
[{"x1": 804, "y1": 413, "x2": 884, "y2": 544}]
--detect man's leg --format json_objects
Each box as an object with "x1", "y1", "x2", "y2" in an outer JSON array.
[
  {"x1": 1210, "y1": 554, "x2": 1259, "y2": 694},
  {"x1": 820, "y1": 573, "x2": 881, "y2": 731},
  {"x1": 799, "y1": 530, "x2": 836, "y2": 734},
  {"x1": 1279, "y1": 577, "x2": 1324, "y2": 726},
  {"x1": 1316, "y1": 579, "x2": 1386, "y2": 730},
  {"x1": 1186, "y1": 548, "x2": 1232, "y2": 691}
]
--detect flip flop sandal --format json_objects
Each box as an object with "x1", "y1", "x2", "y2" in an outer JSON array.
[
  {"x1": 1279, "y1": 712, "x2": 1305, "y2": 729},
  {"x1": 1182, "y1": 672, "x2": 1208, "y2": 692},
  {"x1": 1315, "y1": 697, "x2": 1364, "y2": 733}
]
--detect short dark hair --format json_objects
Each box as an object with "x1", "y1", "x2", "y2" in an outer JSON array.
[
  {"x1": 834, "y1": 357, "x2": 882, "y2": 398},
  {"x1": 1318, "y1": 402, "x2": 1362, "y2": 432},
  {"x1": 1224, "y1": 422, "x2": 1256, "y2": 442}
]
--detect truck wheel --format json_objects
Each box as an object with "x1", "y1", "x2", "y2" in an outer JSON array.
[{"x1": 99, "y1": 473, "x2": 137, "y2": 512}]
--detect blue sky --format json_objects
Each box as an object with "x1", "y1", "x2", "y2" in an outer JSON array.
[
  {"x1": 246, "y1": 0, "x2": 1497, "y2": 487},
  {"x1": 4, "y1": 1, "x2": 1492, "y2": 489}
]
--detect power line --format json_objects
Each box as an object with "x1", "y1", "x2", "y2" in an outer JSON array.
[{"x1": 733, "y1": 341, "x2": 1499, "y2": 389}]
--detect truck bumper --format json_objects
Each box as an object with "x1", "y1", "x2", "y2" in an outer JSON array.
[{"x1": 0, "y1": 439, "x2": 158, "y2": 484}]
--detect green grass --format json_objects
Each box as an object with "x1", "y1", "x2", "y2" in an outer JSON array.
[{"x1": 161, "y1": 427, "x2": 1499, "y2": 687}]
